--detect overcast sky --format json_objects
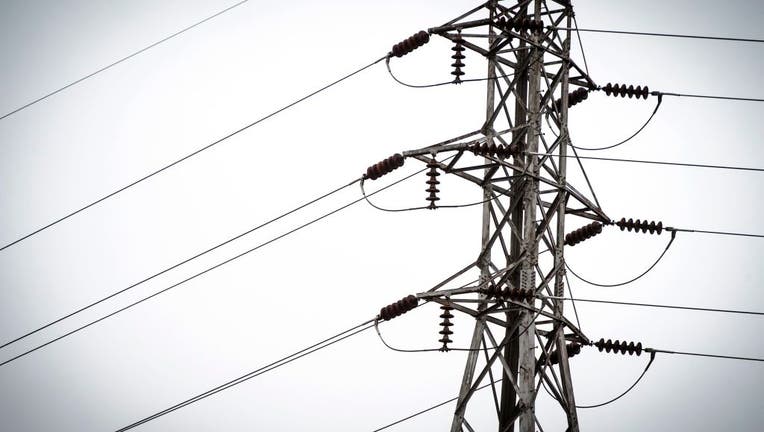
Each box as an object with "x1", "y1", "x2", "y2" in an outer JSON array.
[{"x1": 1, "y1": 1, "x2": 763, "y2": 431}]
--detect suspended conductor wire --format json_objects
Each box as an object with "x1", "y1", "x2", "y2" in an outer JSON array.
[
  {"x1": 115, "y1": 319, "x2": 376, "y2": 431},
  {"x1": 572, "y1": 16, "x2": 590, "y2": 76},
  {"x1": 569, "y1": 95, "x2": 663, "y2": 151},
  {"x1": 0, "y1": 178, "x2": 361, "y2": 352},
  {"x1": 565, "y1": 230, "x2": 676, "y2": 288},
  {"x1": 542, "y1": 352, "x2": 656, "y2": 409},
  {"x1": 0, "y1": 55, "x2": 387, "y2": 252},
  {"x1": 385, "y1": 56, "x2": 516, "y2": 89},
  {"x1": 527, "y1": 153, "x2": 764, "y2": 173},
  {"x1": 564, "y1": 272, "x2": 583, "y2": 333},
  {"x1": 659, "y1": 91, "x2": 764, "y2": 103},
  {"x1": 645, "y1": 348, "x2": 764, "y2": 363},
  {"x1": 0, "y1": 0, "x2": 251, "y2": 122},
  {"x1": 543, "y1": 296, "x2": 764, "y2": 317},
  {"x1": 374, "y1": 302, "x2": 545, "y2": 353},
  {"x1": 670, "y1": 227, "x2": 764, "y2": 239},
  {"x1": 372, "y1": 379, "x2": 501, "y2": 432},
  {"x1": 360, "y1": 176, "x2": 504, "y2": 212},
  {"x1": 0, "y1": 165, "x2": 429, "y2": 368},
  {"x1": 549, "y1": 26, "x2": 764, "y2": 44},
  {"x1": 567, "y1": 139, "x2": 603, "y2": 209}
]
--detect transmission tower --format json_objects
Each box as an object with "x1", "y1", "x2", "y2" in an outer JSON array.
[{"x1": 369, "y1": 0, "x2": 607, "y2": 430}]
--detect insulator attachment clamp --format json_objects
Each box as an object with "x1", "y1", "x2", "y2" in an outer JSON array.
[
  {"x1": 365, "y1": 153, "x2": 404, "y2": 180},
  {"x1": 564, "y1": 221, "x2": 603, "y2": 246},
  {"x1": 594, "y1": 338, "x2": 643, "y2": 356},
  {"x1": 438, "y1": 304, "x2": 454, "y2": 351},
  {"x1": 614, "y1": 218, "x2": 663, "y2": 235},
  {"x1": 601, "y1": 83, "x2": 650, "y2": 99},
  {"x1": 379, "y1": 295, "x2": 418, "y2": 321},
  {"x1": 391, "y1": 31, "x2": 430, "y2": 58}
]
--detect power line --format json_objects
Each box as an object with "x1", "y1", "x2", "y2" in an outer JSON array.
[
  {"x1": 572, "y1": 16, "x2": 590, "y2": 76},
  {"x1": 372, "y1": 344, "x2": 764, "y2": 432},
  {"x1": 529, "y1": 152, "x2": 764, "y2": 173},
  {"x1": 544, "y1": 296, "x2": 764, "y2": 317},
  {"x1": 542, "y1": 352, "x2": 656, "y2": 409},
  {"x1": 0, "y1": 55, "x2": 386, "y2": 253},
  {"x1": 551, "y1": 26, "x2": 764, "y2": 44},
  {"x1": 568, "y1": 95, "x2": 662, "y2": 151},
  {"x1": 658, "y1": 91, "x2": 764, "y2": 103},
  {"x1": 0, "y1": 178, "x2": 360, "y2": 352},
  {"x1": 566, "y1": 230, "x2": 676, "y2": 288},
  {"x1": 0, "y1": 0, "x2": 250, "y2": 121},
  {"x1": 116, "y1": 320, "x2": 375, "y2": 431},
  {"x1": 646, "y1": 348, "x2": 764, "y2": 363},
  {"x1": 670, "y1": 228, "x2": 764, "y2": 239},
  {"x1": 372, "y1": 380, "x2": 500, "y2": 432},
  {"x1": 0, "y1": 164, "x2": 429, "y2": 368}
]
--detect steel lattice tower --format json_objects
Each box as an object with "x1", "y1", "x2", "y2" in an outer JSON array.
[{"x1": 377, "y1": 1, "x2": 607, "y2": 430}]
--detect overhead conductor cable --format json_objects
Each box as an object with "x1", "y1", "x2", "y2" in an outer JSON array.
[
  {"x1": 1, "y1": 53, "x2": 387, "y2": 252},
  {"x1": 0, "y1": 163, "x2": 434, "y2": 367}
]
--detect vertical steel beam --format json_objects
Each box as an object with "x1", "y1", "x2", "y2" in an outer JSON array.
[
  {"x1": 449, "y1": 5, "x2": 498, "y2": 431},
  {"x1": 514, "y1": 2, "x2": 542, "y2": 431},
  {"x1": 550, "y1": 10, "x2": 580, "y2": 432}
]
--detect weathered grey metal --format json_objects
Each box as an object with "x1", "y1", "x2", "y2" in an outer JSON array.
[
  {"x1": 448, "y1": 5, "x2": 498, "y2": 430},
  {"x1": 388, "y1": 1, "x2": 606, "y2": 430}
]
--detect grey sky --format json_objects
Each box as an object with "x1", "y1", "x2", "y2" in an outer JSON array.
[{"x1": 1, "y1": 1, "x2": 762, "y2": 431}]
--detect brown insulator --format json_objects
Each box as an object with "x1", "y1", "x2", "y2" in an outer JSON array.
[
  {"x1": 438, "y1": 304, "x2": 454, "y2": 351},
  {"x1": 468, "y1": 142, "x2": 517, "y2": 159},
  {"x1": 594, "y1": 338, "x2": 643, "y2": 356},
  {"x1": 554, "y1": 87, "x2": 590, "y2": 112},
  {"x1": 480, "y1": 283, "x2": 503, "y2": 299},
  {"x1": 426, "y1": 157, "x2": 440, "y2": 209},
  {"x1": 379, "y1": 295, "x2": 418, "y2": 321},
  {"x1": 506, "y1": 287, "x2": 535, "y2": 303},
  {"x1": 451, "y1": 32, "x2": 466, "y2": 84},
  {"x1": 479, "y1": 286, "x2": 534, "y2": 303},
  {"x1": 365, "y1": 153, "x2": 405, "y2": 181},
  {"x1": 615, "y1": 218, "x2": 663, "y2": 235},
  {"x1": 564, "y1": 221, "x2": 603, "y2": 246},
  {"x1": 497, "y1": 16, "x2": 544, "y2": 34},
  {"x1": 602, "y1": 83, "x2": 650, "y2": 100},
  {"x1": 391, "y1": 31, "x2": 430, "y2": 58},
  {"x1": 546, "y1": 342, "x2": 582, "y2": 366}
]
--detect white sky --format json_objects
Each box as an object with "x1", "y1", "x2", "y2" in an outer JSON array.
[{"x1": 1, "y1": 1, "x2": 763, "y2": 431}]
